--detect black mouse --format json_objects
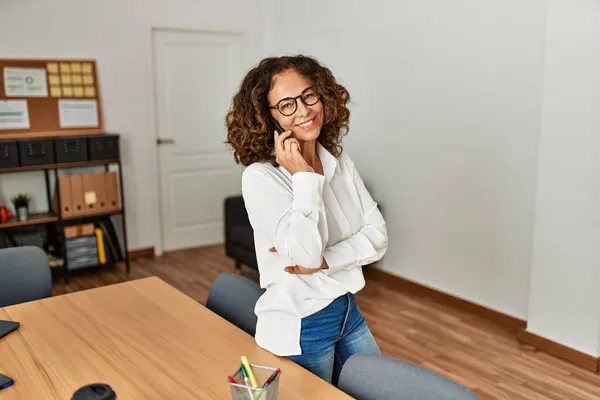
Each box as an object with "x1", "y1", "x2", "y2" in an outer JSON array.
[{"x1": 72, "y1": 383, "x2": 116, "y2": 400}]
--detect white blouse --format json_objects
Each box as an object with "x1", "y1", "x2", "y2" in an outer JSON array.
[{"x1": 241, "y1": 142, "x2": 388, "y2": 356}]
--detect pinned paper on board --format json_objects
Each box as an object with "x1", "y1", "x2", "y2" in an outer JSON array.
[
  {"x1": 58, "y1": 99, "x2": 99, "y2": 128},
  {"x1": 84, "y1": 87, "x2": 96, "y2": 98},
  {"x1": 50, "y1": 87, "x2": 62, "y2": 98},
  {"x1": 83, "y1": 75, "x2": 94, "y2": 85},
  {"x1": 47, "y1": 63, "x2": 59, "y2": 74},
  {"x1": 3, "y1": 67, "x2": 48, "y2": 97},
  {"x1": 0, "y1": 100, "x2": 30, "y2": 130},
  {"x1": 60, "y1": 63, "x2": 71, "y2": 74}
]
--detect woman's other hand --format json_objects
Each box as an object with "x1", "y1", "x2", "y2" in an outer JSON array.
[
  {"x1": 274, "y1": 131, "x2": 313, "y2": 175},
  {"x1": 269, "y1": 247, "x2": 328, "y2": 274}
]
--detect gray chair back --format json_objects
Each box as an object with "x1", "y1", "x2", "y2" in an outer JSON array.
[
  {"x1": 0, "y1": 246, "x2": 52, "y2": 307},
  {"x1": 206, "y1": 272, "x2": 264, "y2": 336},
  {"x1": 338, "y1": 354, "x2": 479, "y2": 400}
]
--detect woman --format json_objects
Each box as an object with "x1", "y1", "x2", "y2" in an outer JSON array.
[{"x1": 225, "y1": 55, "x2": 388, "y2": 385}]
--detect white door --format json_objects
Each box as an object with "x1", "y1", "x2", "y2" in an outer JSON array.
[{"x1": 153, "y1": 29, "x2": 244, "y2": 252}]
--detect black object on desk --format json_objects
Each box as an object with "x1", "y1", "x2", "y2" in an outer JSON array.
[
  {"x1": 72, "y1": 383, "x2": 116, "y2": 400},
  {"x1": 0, "y1": 320, "x2": 20, "y2": 339}
]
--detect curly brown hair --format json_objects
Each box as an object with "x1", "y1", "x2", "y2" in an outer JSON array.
[{"x1": 225, "y1": 55, "x2": 350, "y2": 166}]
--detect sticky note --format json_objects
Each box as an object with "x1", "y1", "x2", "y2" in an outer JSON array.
[
  {"x1": 82, "y1": 63, "x2": 93, "y2": 74},
  {"x1": 84, "y1": 86, "x2": 96, "y2": 97},
  {"x1": 50, "y1": 87, "x2": 62, "y2": 97},
  {"x1": 47, "y1": 63, "x2": 59, "y2": 73},
  {"x1": 60, "y1": 63, "x2": 71, "y2": 73},
  {"x1": 84, "y1": 191, "x2": 97, "y2": 205},
  {"x1": 71, "y1": 63, "x2": 82, "y2": 73},
  {"x1": 71, "y1": 75, "x2": 82, "y2": 85},
  {"x1": 74, "y1": 86, "x2": 84, "y2": 97},
  {"x1": 83, "y1": 75, "x2": 94, "y2": 85},
  {"x1": 61, "y1": 75, "x2": 72, "y2": 85},
  {"x1": 62, "y1": 87, "x2": 73, "y2": 97},
  {"x1": 49, "y1": 75, "x2": 60, "y2": 86}
]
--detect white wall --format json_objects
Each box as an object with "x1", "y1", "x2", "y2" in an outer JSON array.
[
  {"x1": 526, "y1": 0, "x2": 600, "y2": 357},
  {"x1": 263, "y1": 0, "x2": 548, "y2": 319},
  {"x1": 0, "y1": 0, "x2": 263, "y2": 253}
]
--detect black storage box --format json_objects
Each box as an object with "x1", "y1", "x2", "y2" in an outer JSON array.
[
  {"x1": 55, "y1": 136, "x2": 89, "y2": 163},
  {"x1": 88, "y1": 134, "x2": 120, "y2": 161},
  {"x1": 0, "y1": 140, "x2": 20, "y2": 169},
  {"x1": 18, "y1": 139, "x2": 55, "y2": 166}
]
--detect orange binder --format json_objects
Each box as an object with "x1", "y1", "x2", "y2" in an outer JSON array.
[
  {"x1": 64, "y1": 226, "x2": 78, "y2": 239},
  {"x1": 93, "y1": 172, "x2": 107, "y2": 211},
  {"x1": 58, "y1": 175, "x2": 73, "y2": 217},
  {"x1": 70, "y1": 174, "x2": 85, "y2": 216},
  {"x1": 81, "y1": 173, "x2": 97, "y2": 214},
  {"x1": 105, "y1": 172, "x2": 120, "y2": 211},
  {"x1": 79, "y1": 223, "x2": 94, "y2": 236}
]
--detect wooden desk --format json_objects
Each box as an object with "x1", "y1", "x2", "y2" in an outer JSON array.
[{"x1": 0, "y1": 277, "x2": 351, "y2": 399}]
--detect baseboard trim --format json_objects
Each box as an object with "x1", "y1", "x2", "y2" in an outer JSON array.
[
  {"x1": 365, "y1": 267, "x2": 526, "y2": 333},
  {"x1": 128, "y1": 246, "x2": 155, "y2": 261},
  {"x1": 364, "y1": 267, "x2": 600, "y2": 373},
  {"x1": 517, "y1": 329, "x2": 600, "y2": 373}
]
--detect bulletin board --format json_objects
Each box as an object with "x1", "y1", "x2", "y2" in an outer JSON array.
[{"x1": 0, "y1": 58, "x2": 104, "y2": 139}]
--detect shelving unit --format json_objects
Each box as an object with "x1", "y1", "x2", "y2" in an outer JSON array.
[
  {"x1": 0, "y1": 212, "x2": 59, "y2": 229},
  {"x1": 0, "y1": 58, "x2": 124, "y2": 282},
  {"x1": 0, "y1": 159, "x2": 119, "y2": 174},
  {"x1": 0, "y1": 158, "x2": 129, "y2": 283}
]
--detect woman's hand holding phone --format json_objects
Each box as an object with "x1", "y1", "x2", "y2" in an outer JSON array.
[{"x1": 274, "y1": 130, "x2": 313, "y2": 175}]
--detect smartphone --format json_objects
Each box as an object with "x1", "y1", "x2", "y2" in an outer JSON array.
[
  {"x1": 0, "y1": 373, "x2": 14, "y2": 390},
  {"x1": 0, "y1": 320, "x2": 19, "y2": 339},
  {"x1": 270, "y1": 116, "x2": 285, "y2": 134}
]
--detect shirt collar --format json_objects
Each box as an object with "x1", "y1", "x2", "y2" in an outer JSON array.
[{"x1": 317, "y1": 141, "x2": 339, "y2": 182}]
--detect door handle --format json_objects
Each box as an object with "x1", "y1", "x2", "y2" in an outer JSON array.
[{"x1": 156, "y1": 138, "x2": 175, "y2": 145}]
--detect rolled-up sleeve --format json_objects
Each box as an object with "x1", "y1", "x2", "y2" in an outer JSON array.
[{"x1": 242, "y1": 166, "x2": 328, "y2": 269}]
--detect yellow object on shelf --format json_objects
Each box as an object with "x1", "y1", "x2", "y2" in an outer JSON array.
[{"x1": 95, "y1": 228, "x2": 106, "y2": 264}]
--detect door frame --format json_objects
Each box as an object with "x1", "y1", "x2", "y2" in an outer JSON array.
[{"x1": 149, "y1": 26, "x2": 247, "y2": 255}]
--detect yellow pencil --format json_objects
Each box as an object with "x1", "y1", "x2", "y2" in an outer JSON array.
[{"x1": 241, "y1": 356, "x2": 259, "y2": 388}]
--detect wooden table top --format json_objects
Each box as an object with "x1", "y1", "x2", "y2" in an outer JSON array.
[{"x1": 0, "y1": 276, "x2": 351, "y2": 399}]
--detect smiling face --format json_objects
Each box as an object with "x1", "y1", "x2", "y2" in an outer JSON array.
[{"x1": 267, "y1": 69, "x2": 324, "y2": 142}]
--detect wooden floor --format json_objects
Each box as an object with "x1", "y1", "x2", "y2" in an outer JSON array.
[{"x1": 53, "y1": 245, "x2": 600, "y2": 400}]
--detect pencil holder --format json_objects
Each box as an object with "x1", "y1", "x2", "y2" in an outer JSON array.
[{"x1": 228, "y1": 364, "x2": 281, "y2": 400}]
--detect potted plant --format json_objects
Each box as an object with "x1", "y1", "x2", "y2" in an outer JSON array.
[{"x1": 11, "y1": 193, "x2": 31, "y2": 221}]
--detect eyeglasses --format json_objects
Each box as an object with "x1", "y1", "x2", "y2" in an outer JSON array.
[{"x1": 268, "y1": 87, "x2": 320, "y2": 116}]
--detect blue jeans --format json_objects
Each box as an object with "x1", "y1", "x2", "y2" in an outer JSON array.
[{"x1": 287, "y1": 293, "x2": 380, "y2": 385}]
